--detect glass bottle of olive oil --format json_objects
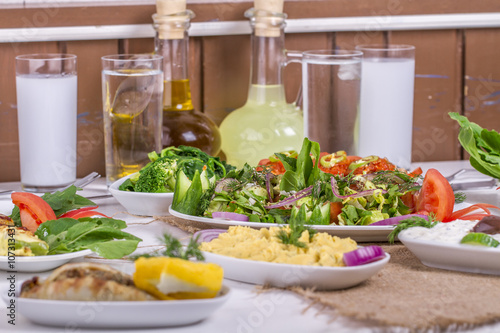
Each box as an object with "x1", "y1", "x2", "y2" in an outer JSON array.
[
  {"x1": 153, "y1": 4, "x2": 221, "y2": 156},
  {"x1": 218, "y1": 3, "x2": 304, "y2": 168}
]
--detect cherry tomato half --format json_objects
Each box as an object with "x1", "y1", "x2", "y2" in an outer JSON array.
[
  {"x1": 414, "y1": 168, "x2": 455, "y2": 222},
  {"x1": 11, "y1": 192, "x2": 57, "y2": 233}
]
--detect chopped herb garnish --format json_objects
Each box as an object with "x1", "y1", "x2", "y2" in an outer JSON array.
[
  {"x1": 455, "y1": 192, "x2": 466, "y2": 204},
  {"x1": 132, "y1": 233, "x2": 204, "y2": 261},
  {"x1": 388, "y1": 215, "x2": 438, "y2": 244},
  {"x1": 275, "y1": 211, "x2": 317, "y2": 248}
]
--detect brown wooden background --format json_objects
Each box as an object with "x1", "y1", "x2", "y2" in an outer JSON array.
[{"x1": 1, "y1": 0, "x2": 500, "y2": 182}]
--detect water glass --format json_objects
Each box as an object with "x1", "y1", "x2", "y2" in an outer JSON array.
[
  {"x1": 356, "y1": 44, "x2": 415, "y2": 169},
  {"x1": 301, "y1": 50, "x2": 362, "y2": 155},
  {"x1": 101, "y1": 54, "x2": 163, "y2": 185},
  {"x1": 16, "y1": 53, "x2": 77, "y2": 192}
]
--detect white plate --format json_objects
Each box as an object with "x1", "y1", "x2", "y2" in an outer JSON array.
[
  {"x1": 0, "y1": 250, "x2": 92, "y2": 272},
  {"x1": 169, "y1": 207, "x2": 395, "y2": 242},
  {"x1": 2, "y1": 284, "x2": 231, "y2": 328},
  {"x1": 398, "y1": 230, "x2": 500, "y2": 275},
  {"x1": 109, "y1": 174, "x2": 174, "y2": 216},
  {"x1": 202, "y1": 251, "x2": 390, "y2": 290}
]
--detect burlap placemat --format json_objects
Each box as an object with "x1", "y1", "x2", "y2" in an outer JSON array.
[{"x1": 159, "y1": 216, "x2": 500, "y2": 331}]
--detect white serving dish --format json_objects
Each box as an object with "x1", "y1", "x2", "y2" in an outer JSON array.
[
  {"x1": 0, "y1": 250, "x2": 92, "y2": 272},
  {"x1": 202, "y1": 250, "x2": 390, "y2": 290},
  {"x1": 109, "y1": 174, "x2": 173, "y2": 216},
  {"x1": 3, "y1": 283, "x2": 231, "y2": 328},
  {"x1": 169, "y1": 207, "x2": 395, "y2": 242},
  {"x1": 399, "y1": 229, "x2": 500, "y2": 275}
]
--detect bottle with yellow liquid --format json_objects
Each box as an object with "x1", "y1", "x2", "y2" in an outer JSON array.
[
  {"x1": 153, "y1": 0, "x2": 221, "y2": 156},
  {"x1": 219, "y1": 0, "x2": 304, "y2": 168}
]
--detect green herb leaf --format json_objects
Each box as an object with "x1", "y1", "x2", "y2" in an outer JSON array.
[
  {"x1": 387, "y1": 215, "x2": 438, "y2": 244},
  {"x1": 132, "y1": 233, "x2": 204, "y2": 261}
]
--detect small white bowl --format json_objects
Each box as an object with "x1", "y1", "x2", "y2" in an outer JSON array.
[{"x1": 109, "y1": 174, "x2": 174, "y2": 216}]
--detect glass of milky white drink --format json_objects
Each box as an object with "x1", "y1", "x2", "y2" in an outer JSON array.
[
  {"x1": 15, "y1": 54, "x2": 78, "y2": 192},
  {"x1": 101, "y1": 54, "x2": 163, "y2": 185},
  {"x1": 356, "y1": 45, "x2": 415, "y2": 170}
]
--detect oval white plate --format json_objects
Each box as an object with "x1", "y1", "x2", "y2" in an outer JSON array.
[
  {"x1": 202, "y1": 251, "x2": 390, "y2": 290},
  {"x1": 398, "y1": 230, "x2": 500, "y2": 275},
  {"x1": 169, "y1": 207, "x2": 395, "y2": 242},
  {"x1": 2, "y1": 284, "x2": 230, "y2": 328},
  {"x1": 0, "y1": 250, "x2": 92, "y2": 272},
  {"x1": 109, "y1": 174, "x2": 174, "y2": 216}
]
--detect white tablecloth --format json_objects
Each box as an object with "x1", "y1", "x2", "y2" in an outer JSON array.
[{"x1": 1, "y1": 161, "x2": 499, "y2": 333}]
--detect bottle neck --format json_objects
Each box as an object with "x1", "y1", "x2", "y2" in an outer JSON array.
[
  {"x1": 155, "y1": 33, "x2": 189, "y2": 82},
  {"x1": 250, "y1": 33, "x2": 286, "y2": 86},
  {"x1": 246, "y1": 9, "x2": 287, "y2": 103}
]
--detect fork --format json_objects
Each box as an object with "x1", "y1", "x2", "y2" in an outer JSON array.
[{"x1": 0, "y1": 172, "x2": 101, "y2": 195}]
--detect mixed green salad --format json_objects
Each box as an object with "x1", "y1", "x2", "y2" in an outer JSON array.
[{"x1": 171, "y1": 138, "x2": 423, "y2": 226}]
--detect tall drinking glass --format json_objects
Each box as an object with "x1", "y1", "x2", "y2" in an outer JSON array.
[
  {"x1": 302, "y1": 50, "x2": 362, "y2": 155},
  {"x1": 16, "y1": 53, "x2": 77, "y2": 192},
  {"x1": 356, "y1": 44, "x2": 415, "y2": 169},
  {"x1": 101, "y1": 54, "x2": 163, "y2": 185}
]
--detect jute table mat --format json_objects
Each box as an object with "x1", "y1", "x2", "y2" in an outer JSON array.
[{"x1": 159, "y1": 216, "x2": 500, "y2": 332}]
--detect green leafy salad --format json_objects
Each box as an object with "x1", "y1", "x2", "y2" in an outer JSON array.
[
  {"x1": 9, "y1": 186, "x2": 141, "y2": 259},
  {"x1": 171, "y1": 138, "x2": 423, "y2": 226},
  {"x1": 119, "y1": 145, "x2": 235, "y2": 193}
]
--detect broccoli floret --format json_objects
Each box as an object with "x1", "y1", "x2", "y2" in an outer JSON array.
[{"x1": 134, "y1": 158, "x2": 178, "y2": 193}]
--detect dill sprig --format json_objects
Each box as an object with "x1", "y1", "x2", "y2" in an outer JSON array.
[
  {"x1": 275, "y1": 214, "x2": 317, "y2": 248},
  {"x1": 388, "y1": 215, "x2": 438, "y2": 244},
  {"x1": 131, "y1": 233, "x2": 204, "y2": 261}
]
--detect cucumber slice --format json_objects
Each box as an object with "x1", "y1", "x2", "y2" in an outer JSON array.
[{"x1": 460, "y1": 232, "x2": 500, "y2": 248}]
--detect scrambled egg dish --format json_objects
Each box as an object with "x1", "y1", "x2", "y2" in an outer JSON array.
[{"x1": 200, "y1": 226, "x2": 357, "y2": 267}]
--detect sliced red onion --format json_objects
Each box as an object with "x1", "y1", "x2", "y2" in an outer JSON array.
[
  {"x1": 265, "y1": 173, "x2": 273, "y2": 202},
  {"x1": 369, "y1": 214, "x2": 429, "y2": 226},
  {"x1": 330, "y1": 177, "x2": 387, "y2": 199},
  {"x1": 264, "y1": 185, "x2": 313, "y2": 209},
  {"x1": 343, "y1": 245, "x2": 386, "y2": 266},
  {"x1": 193, "y1": 229, "x2": 227, "y2": 243},
  {"x1": 211, "y1": 211, "x2": 249, "y2": 221}
]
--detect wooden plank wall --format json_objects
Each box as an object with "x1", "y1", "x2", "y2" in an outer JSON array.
[{"x1": 1, "y1": 0, "x2": 500, "y2": 182}]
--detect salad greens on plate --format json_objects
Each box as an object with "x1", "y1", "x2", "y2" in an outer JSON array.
[{"x1": 171, "y1": 137, "x2": 423, "y2": 226}]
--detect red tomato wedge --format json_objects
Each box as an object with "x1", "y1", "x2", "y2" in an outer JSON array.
[
  {"x1": 414, "y1": 168, "x2": 455, "y2": 222},
  {"x1": 11, "y1": 192, "x2": 57, "y2": 233},
  {"x1": 58, "y1": 206, "x2": 108, "y2": 219}
]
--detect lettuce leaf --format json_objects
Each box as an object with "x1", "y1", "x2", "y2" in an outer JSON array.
[{"x1": 449, "y1": 112, "x2": 500, "y2": 179}]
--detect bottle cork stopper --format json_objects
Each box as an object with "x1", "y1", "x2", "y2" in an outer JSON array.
[
  {"x1": 255, "y1": 0, "x2": 284, "y2": 13},
  {"x1": 253, "y1": 0, "x2": 284, "y2": 38},
  {"x1": 155, "y1": 0, "x2": 188, "y2": 39},
  {"x1": 156, "y1": 0, "x2": 186, "y2": 16}
]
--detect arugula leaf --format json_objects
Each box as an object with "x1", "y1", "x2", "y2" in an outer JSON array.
[
  {"x1": 35, "y1": 217, "x2": 142, "y2": 259},
  {"x1": 387, "y1": 215, "x2": 438, "y2": 244}
]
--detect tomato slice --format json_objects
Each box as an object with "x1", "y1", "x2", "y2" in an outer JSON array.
[
  {"x1": 11, "y1": 192, "x2": 57, "y2": 232},
  {"x1": 256, "y1": 159, "x2": 286, "y2": 175},
  {"x1": 329, "y1": 202, "x2": 343, "y2": 224},
  {"x1": 414, "y1": 168, "x2": 455, "y2": 222}
]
